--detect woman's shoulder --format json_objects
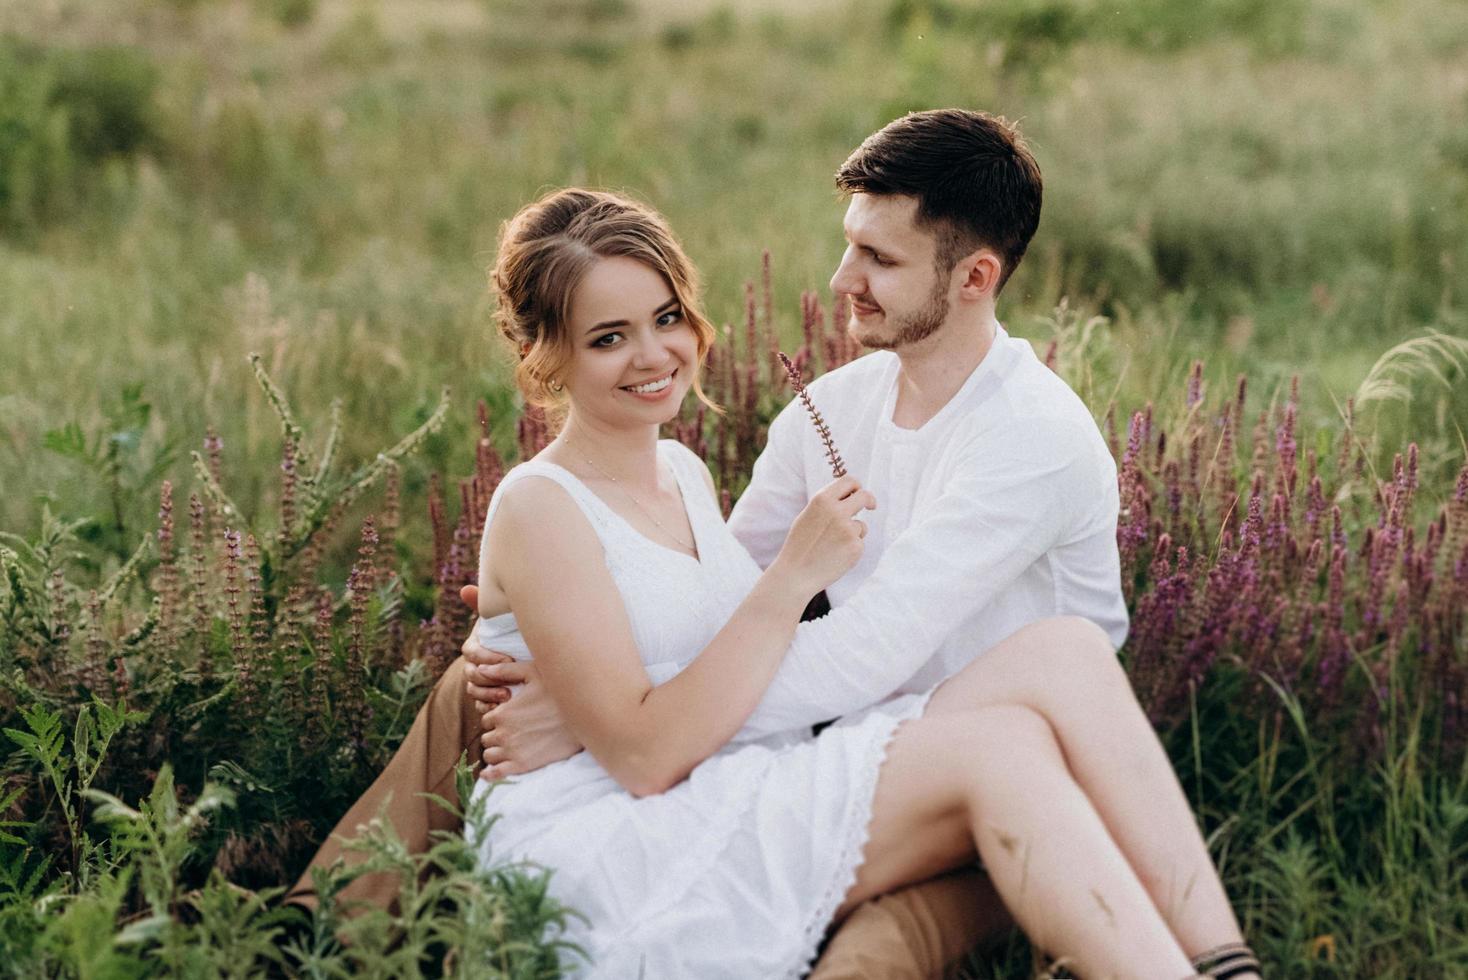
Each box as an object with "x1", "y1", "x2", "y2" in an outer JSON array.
[
  {"x1": 489, "y1": 473, "x2": 607, "y2": 577},
  {"x1": 493, "y1": 462, "x2": 595, "y2": 531}
]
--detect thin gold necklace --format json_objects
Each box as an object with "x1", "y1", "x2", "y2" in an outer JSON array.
[{"x1": 565, "y1": 435, "x2": 697, "y2": 555}]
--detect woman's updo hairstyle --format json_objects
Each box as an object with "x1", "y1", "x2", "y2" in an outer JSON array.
[{"x1": 491, "y1": 188, "x2": 719, "y2": 413}]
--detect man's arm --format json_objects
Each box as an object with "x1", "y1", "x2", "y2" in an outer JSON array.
[{"x1": 736, "y1": 416, "x2": 1116, "y2": 738}]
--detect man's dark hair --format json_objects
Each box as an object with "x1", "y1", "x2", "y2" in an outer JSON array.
[{"x1": 835, "y1": 109, "x2": 1042, "y2": 294}]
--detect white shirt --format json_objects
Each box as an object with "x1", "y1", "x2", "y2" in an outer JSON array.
[{"x1": 729, "y1": 325, "x2": 1129, "y2": 738}]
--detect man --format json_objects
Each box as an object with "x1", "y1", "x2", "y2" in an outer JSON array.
[{"x1": 294, "y1": 109, "x2": 1127, "y2": 978}]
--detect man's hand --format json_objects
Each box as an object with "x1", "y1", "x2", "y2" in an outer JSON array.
[
  {"x1": 476, "y1": 661, "x2": 584, "y2": 779},
  {"x1": 460, "y1": 585, "x2": 514, "y2": 711},
  {"x1": 458, "y1": 584, "x2": 584, "y2": 779}
]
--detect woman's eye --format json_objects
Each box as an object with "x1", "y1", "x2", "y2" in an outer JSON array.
[
  {"x1": 592, "y1": 332, "x2": 623, "y2": 348},
  {"x1": 656, "y1": 309, "x2": 683, "y2": 327}
]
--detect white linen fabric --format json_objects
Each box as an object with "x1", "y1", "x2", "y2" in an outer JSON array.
[
  {"x1": 468, "y1": 440, "x2": 933, "y2": 980},
  {"x1": 729, "y1": 325, "x2": 1129, "y2": 738}
]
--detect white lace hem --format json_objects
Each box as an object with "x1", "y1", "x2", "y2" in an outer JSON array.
[{"x1": 789, "y1": 687, "x2": 938, "y2": 980}]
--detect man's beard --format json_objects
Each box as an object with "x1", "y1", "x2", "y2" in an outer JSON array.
[{"x1": 851, "y1": 278, "x2": 950, "y2": 351}]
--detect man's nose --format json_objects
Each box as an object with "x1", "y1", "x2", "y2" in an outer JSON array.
[{"x1": 829, "y1": 247, "x2": 860, "y2": 296}]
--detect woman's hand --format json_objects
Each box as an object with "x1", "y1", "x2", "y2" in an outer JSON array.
[{"x1": 770, "y1": 476, "x2": 876, "y2": 598}]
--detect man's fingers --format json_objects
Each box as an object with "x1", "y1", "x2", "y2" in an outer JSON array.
[
  {"x1": 480, "y1": 762, "x2": 521, "y2": 782},
  {"x1": 463, "y1": 640, "x2": 515, "y2": 667},
  {"x1": 466, "y1": 680, "x2": 510, "y2": 704},
  {"x1": 476, "y1": 661, "x2": 531, "y2": 685}
]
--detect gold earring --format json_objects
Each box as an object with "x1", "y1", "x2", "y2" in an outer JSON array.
[{"x1": 549, "y1": 379, "x2": 564, "y2": 393}]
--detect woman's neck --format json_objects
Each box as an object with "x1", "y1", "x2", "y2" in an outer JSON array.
[{"x1": 553, "y1": 413, "x2": 664, "y2": 495}]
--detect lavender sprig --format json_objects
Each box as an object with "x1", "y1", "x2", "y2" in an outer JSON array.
[{"x1": 777, "y1": 351, "x2": 847, "y2": 479}]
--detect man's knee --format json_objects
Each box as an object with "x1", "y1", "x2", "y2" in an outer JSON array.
[
  {"x1": 439, "y1": 655, "x2": 469, "y2": 689},
  {"x1": 814, "y1": 896, "x2": 936, "y2": 980},
  {"x1": 429, "y1": 657, "x2": 475, "y2": 723},
  {"x1": 417, "y1": 656, "x2": 483, "y2": 761}
]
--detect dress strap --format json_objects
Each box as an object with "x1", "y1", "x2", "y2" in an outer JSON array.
[
  {"x1": 659, "y1": 440, "x2": 720, "y2": 525},
  {"x1": 477, "y1": 461, "x2": 617, "y2": 573}
]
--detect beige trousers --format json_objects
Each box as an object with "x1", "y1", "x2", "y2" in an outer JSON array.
[{"x1": 290, "y1": 657, "x2": 1004, "y2": 977}]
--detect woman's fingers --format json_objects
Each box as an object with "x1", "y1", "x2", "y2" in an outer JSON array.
[
  {"x1": 826, "y1": 478, "x2": 876, "y2": 506},
  {"x1": 838, "y1": 489, "x2": 877, "y2": 516},
  {"x1": 819, "y1": 475, "x2": 861, "y2": 500},
  {"x1": 818, "y1": 479, "x2": 876, "y2": 518}
]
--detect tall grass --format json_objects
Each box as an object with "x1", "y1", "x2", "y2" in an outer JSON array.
[
  {"x1": 3, "y1": 276, "x2": 1465, "y2": 975},
  {"x1": 2, "y1": 0, "x2": 1465, "y2": 543}
]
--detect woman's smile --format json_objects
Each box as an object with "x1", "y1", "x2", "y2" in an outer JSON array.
[{"x1": 620, "y1": 368, "x2": 677, "y2": 399}]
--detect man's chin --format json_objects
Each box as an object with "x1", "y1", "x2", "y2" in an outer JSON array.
[{"x1": 848, "y1": 319, "x2": 897, "y2": 352}]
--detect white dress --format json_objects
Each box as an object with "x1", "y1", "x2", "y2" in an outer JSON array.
[{"x1": 467, "y1": 440, "x2": 934, "y2": 980}]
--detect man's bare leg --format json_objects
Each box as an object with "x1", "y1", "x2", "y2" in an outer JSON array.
[{"x1": 286, "y1": 656, "x2": 482, "y2": 913}]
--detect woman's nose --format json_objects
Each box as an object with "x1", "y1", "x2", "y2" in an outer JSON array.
[{"x1": 631, "y1": 328, "x2": 673, "y2": 368}]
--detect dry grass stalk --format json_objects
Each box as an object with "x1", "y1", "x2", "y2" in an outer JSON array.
[{"x1": 776, "y1": 351, "x2": 846, "y2": 479}]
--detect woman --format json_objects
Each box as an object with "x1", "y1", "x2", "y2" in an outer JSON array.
[{"x1": 469, "y1": 187, "x2": 1260, "y2": 979}]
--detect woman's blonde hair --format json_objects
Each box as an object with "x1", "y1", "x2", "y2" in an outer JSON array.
[{"x1": 491, "y1": 188, "x2": 719, "y2": 413}]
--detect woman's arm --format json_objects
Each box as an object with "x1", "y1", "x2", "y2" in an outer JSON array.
[{"x1": 489, "y1": 473, "x2": 870, "y2": 797}]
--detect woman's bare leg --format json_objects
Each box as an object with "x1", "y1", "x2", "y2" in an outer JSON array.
[
  {"x1": 840, "y1": 704, "x2": 1195, "y2": 979},
  {"x1": 923, "y1": 616, "x2": 1252, "y2": 971}
]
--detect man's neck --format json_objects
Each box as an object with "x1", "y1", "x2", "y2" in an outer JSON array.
[{"x1": 890, "y1": 314, "x2": 999, "y2": 430}]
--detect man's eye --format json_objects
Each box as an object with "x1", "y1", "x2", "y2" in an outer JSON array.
[
  {"x1": 656, "y1": 309, "x2": 683, "y2": 327},
  {"x1": 872, "y1": 254, "x2": 894, "y2": 267}
]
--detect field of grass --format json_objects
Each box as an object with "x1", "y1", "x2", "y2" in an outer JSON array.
[{"x1": 2, "y1": 0, "x2": 1467, "y2": 976}]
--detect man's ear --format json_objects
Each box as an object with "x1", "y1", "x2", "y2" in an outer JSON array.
[{"x1": 958, "y1": 249, "x2": 1003, "y2": 298}]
